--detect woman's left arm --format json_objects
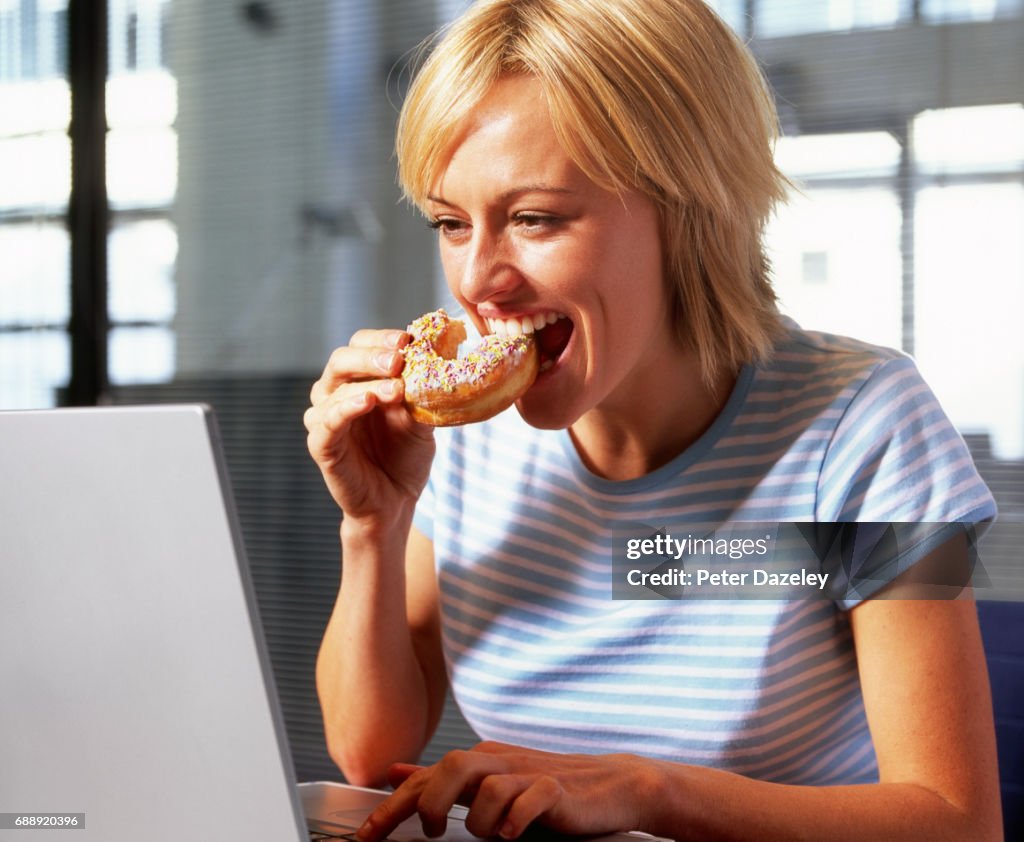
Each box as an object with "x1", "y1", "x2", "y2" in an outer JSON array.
[
  {"x1": 843, "y1": 589, "x2": 1002, "y2": 837},
  {"x1": 641, "y1": 590, "x2": 1003, "y2": 841},
  {"x1": 357, "y1": 538, "x2": 1003, "y2": 842}
]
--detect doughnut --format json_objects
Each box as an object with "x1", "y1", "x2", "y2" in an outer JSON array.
[{"x1": 401, "y1": 309, "x2": 539, "y2": 426}]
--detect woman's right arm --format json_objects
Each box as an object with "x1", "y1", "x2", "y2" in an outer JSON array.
[
  {"x1": 304, "y1": 328, "x2": 447, "y2": 786},
  {"x1": 317, "y1": 523, "x2": 446, "y2": 787}
]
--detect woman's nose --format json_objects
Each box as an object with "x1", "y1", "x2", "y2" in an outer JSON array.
[{"x1": 456, "y1": 230, "x2": 521, "y2": 305}]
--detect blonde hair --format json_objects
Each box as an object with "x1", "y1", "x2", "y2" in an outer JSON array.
[{"x1": 396, "y1": 0, "x2": 789, "y2": 383}]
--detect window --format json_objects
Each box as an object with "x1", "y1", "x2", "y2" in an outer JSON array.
[
  {"x1": 768, "y1": 104, "x2": 1024, "y2": 460},
  {"x1": 0, "y1": 0, "x2": 70, "y2": 407},
  {"x1": 0, "y1": 0, "x2": 175, "y2": 406},
  {"x1": 912, "y1": 105, "x2": 1024, "y2": 459},
  {"x1": 922, "y1": 0, "x2": 1024, "y2": 22},
  {"x1": 749, "y1": 8, "x2": 1024, "y2": 601},
  {"x1": 704, "y1": 0, "x2": 749, "y2": 32},
  {"x1": 0, "y1": 0, "x2": 67, "y2": 82},
  {"x1": 0, "y1": 222, "x2": 70, "y2": 408},
  {"x1": 767, "y1": 184, "x2": 904, "y2": 349},
  {"x1": 106, "y1": 28, "x2": 177, "y2": 386},
  {"x1": 756, "y1": 0, "x2": 912, "y2": 37}
]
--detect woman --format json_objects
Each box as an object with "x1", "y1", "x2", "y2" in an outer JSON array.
[{"x1": 304, "y1": 0, "x2": 1002, "y2": 839}]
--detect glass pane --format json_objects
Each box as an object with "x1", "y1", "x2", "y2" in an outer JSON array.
[
  {"x1": 914, "y1": 104, "x2": 1024, "y2": 175},
  {"x1": 775, "y1": 131, "x2": 902, "y2": 179},
  {"x1": 107, "y1": 126, "x2": 177, "y2": 208},
  {"x1": 0, "y1": 132, "x2": 71, "y2": 211},
  {"x1": 0, "y1": 330, "x2": 69, "y2": 408},
  {"x1": 922, "y1": 0, "x2": 1023, "y2": 22},
  {"x1": 109, "y1": 219, "x2": 177, "y2": 323},
  {"x1": 0, "y1": 76, "x2": 68, "y2": 134},
  {"x1": 108, "y1": 326, "x2": 175, "y2": 384},
  {"x1": 106, "y1": 70, "x2": 178, "y2": 209},
  {"x1": 914, "y1": 182, "x2": 1024, "y2": 459},
  {"x1": 0, "y1": 223, "x2": 70, "y2": 325},
  {"x1": 767, "y1": 187, "x2": 903, "y2": 349},
  {"x1": 106, "y1": 5, "x2": 177, "y2": 385},
  {"x1": 705, "y1": 0, "x2": 748, "y2": 33},
  {"x1": 107, "y1": 68, "x2": 176, "y2": 128},
  {"x1": 0, "y1": 0, "x2": 71, "y2": 410},
  {"x1": 109, "y1": 0, "x2": 170, "y2": 74},
  {"x1": 0, "y1": 0, "x2": 67, "y2": 82},
  {"x1": 756, "y1": 0, "x2": 911, "y2": 37}
]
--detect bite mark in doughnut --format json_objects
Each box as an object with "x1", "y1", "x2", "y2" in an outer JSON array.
[{"x1": 401, "y1": 309, "x2": 539, "y2": 426}]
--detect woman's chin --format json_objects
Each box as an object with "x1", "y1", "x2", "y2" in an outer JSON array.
[
  {"x1": 515, "y1": 397, "x2": 575, "y2": 431},
  {"x1": 514, "y1": 365, "x2": 578, "y2": 430},
  {"x1": 513, "y1": 318, "x2": 583, "y2": 429}
]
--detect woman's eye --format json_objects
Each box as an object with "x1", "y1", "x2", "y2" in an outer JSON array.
[
  {"x1": 513, "y1": 213, "x2": 560, "y2": 231},
  {"x1": 426, "y1": 218, "x2": 467, "y2": 236}
]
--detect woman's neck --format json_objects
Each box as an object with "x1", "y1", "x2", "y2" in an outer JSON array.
[{"x1": 568, "y1": 352, "x2": 737, "y2": 482}]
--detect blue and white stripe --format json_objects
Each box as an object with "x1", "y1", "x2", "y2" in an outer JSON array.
[{"x1": 413, "y1": 324, "x2": 995, "y2": 785}]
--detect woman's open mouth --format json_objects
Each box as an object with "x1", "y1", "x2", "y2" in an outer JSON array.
[{"x1": 484, "y1": 312, "x2": 574, "y2": 372}]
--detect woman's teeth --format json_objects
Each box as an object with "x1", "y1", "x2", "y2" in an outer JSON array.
[
  {"x1": 485, "y1": 312, "x2": 566, "y2": 337},
  {"x1": 484, "y1": 312, "x2": 574, "y2": 375}
]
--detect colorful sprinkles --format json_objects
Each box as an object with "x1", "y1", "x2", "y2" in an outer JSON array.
[{"x1": 402, "y1": 309, "x2": 533, "y2": 395}]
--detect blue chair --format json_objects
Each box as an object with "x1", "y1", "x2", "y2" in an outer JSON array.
[{"x1": 977, "y1": 599, "x2": 1024, "y2": 841}]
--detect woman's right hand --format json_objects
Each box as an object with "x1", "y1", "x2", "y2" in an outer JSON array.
[{"x1": 304, "y1": 327, "x2": 436, "y2": 529}]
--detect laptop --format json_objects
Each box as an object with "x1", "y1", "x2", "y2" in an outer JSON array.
[{"x1": 0, "y1": 405, "x2": 662, "y2": 842}]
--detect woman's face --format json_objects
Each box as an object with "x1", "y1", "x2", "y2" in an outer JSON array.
[{"x1": 426, "y1": 75, "x2": 679, "y2": 430}]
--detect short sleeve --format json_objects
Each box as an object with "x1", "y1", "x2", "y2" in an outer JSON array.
[
  {"x1": 815, "y1": 355, "x2": 996, "y2": 606},
  {"x1": 803, "y1": 520, "x2": 989, "y2": 609},
  {"x1": 818, "y1": 355, "x2": 995, "y2": 522}
]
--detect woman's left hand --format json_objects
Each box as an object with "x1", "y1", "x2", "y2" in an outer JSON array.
[{"x1": 355, "y1": 741, "x2": 661, "y2": 841}]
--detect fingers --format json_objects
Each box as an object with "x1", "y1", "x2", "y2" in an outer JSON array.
[
  {"x1": 387, "y1": 762, "x2": 424, "y2": 789},
  {"x1": 356, "y1": 765, "x2": 449, "y2": 842},
  {"x1": 473, "y1": 740, "x2": 534, "y2": 757},
  {"x1": 358, "y1": 752, "x2": 497, "y2": 842},
  {"x1": 302, "y1": 326, "x2": 436, "y2": 520},
  {"x1": 357, "y1": 751, "x2": 568, "y2": 842},
  {"x1": 497, "y1": 776, "x2": 563, "y2": 839},
  {"x1": 310, "y1": 329, "x2": 408, "y2": 405},
  {"x1": 303, "y1": 377, "x2": 406, "y2": 453},
  {"x1": 465, "y1": 773, "x2": 546, "y2": 839},
  {"x1": 305, "y1": 330, "x2": 409, "y2": 441},
  {"x1": 348, "y1": 327, "x2": 409, "y2": 351},
  {"x1": 415, "y1": 751, "x2": 485, "y2": 836},
  {"x1": 462, "y1": 743, "x2": 563, "y2": 837}
]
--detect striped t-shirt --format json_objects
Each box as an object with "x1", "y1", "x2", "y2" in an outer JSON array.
[{"x1": 412, "y1": 324, "x2": 996, "y2": 785}]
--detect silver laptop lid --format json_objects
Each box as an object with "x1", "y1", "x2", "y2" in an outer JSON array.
[{"x1": 0, "y1": 405, "x2": 306, "y2": 842}]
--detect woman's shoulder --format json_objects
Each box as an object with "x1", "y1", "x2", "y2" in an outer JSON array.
[
  {"x1": 740, "y1": 319, "x2": 923, "y2": 434},
  {"x1": 766, "y1": 319, "x2": 911, "y2": 381},
  {"x1": 750, "y1": 319, "x2": 933, "y2": 425},
  {"x1": 764, "y1": 323, "x2": 995, "y2": 523}
]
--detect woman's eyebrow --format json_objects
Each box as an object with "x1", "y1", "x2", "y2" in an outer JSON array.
[
  {"x1": 426, "y1": 185, "x2": 577, "y2": 206},
  {"x1": 499, "y1": 185, "x2": 576, "y2": 201}
]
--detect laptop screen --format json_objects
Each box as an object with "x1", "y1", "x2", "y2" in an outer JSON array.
[{"x1": 0, "y1": 405, "x2": 307, "y2": 842}]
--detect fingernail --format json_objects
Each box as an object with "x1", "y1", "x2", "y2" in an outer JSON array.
[
  {"x1": 380, "y1": 380, "x2": 399, "y2": 398},
  {"x1": 499, "y1": 821, "x2": 517, "y2": 839},
  {"x1": 375, "y1": 351, "x2": 396, "y2": 372},
  {"x1": 385, "y1": 331, "x2": 407, "y2": 349}
]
